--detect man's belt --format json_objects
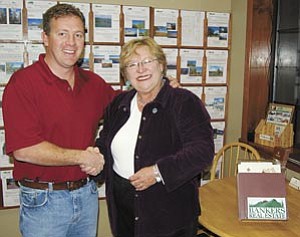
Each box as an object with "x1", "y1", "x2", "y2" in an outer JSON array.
[{"x1": 19, "y1": 178, "x2": 89, "y2": 191}]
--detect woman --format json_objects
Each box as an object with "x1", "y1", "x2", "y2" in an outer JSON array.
[{"x1": 96, "y1": 37, "x2": 214, "y2": 237}]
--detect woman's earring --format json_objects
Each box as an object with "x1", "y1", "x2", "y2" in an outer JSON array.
[{"x1": 124, "y1": 80, "x2": 132, "y2": 91}]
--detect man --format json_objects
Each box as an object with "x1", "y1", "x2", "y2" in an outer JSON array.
[{"x1": 2, "y1": 3, "x2": 117, "y2": 237}]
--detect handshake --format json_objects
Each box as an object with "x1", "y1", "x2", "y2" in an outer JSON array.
[{"x1": 79, "y1": 147, "x2": 104, "y2": 176}]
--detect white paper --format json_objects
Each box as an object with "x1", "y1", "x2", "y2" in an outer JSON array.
[
  {"x1": 97, "y1": 181, "x2": 106, "y2": 198},
  {"x1": 0, "y1": 86, "x2": 4, "y2": 101},
  {"x1": 0, "y1": 130, "x2": 13, "y2": 168},
  {"x1": 207, "y1": 12, "x2": 230, "y2": 47},
  {"x1": 92, "y1": 45, "x2": 120, "y2": 83},
  {"x1": 60, "y1": 1, "x2": 90, "y2": 42},
  {"x1": 238, "y1": 162, "x2": 281, "y2": 173},
  {"x1": 78, "y1": 44, "x2": 90, "y2": 70},
  {"x1": 0, "y1": 0, "x2": 23, "y2": 40},
  {"x1": 200, "y1": 171, "x2": 211, "y2": 186},
  {"x1": 211, "y1": 121, "x2": 225, "y2": 153},
  {"x1": 181, "y1": 10, "x2": 204, "y2": 46},
  {"x1": 26, "y1": 0, "x2": 56, "y2": 41},
  {"x1": 183, "y1": 86, "x2": 202, "y2": 99},
  {"x1": 214, "y1": 157, "x2": 223, "y2": 179},
  {"x1": 0, "y1": 108, "x2": 3, "y2": 127},
  {"x1": 25, "y1": 43, "x2": 45, "y2": 66},
  {"x1": 162, "y1": 48, "x2": 178, "y2": 78},
  {"x1": 111, "y1": 85, "x2": 121, "y2": 90},
  {"x1": 266, "y1": 104, "x2": 294, "y2": 126},
  {"x1": 123, "y1": 6, "x2": 150, "y2": 42},
  {"x1": 92, "y1": 4, "x2": 120, "y2": 43},
  {"x1": 200, "y1": 122, "x2": 224, "y2": 186},
  {"x1": 204, "y1": 86, "x2": 227, "y2": 119},
  {"x1": 206, "y1": 50, "x2": 228, "y2": 84},
  {"x1": 0, "y1": 43, "x2": 24, "y2": 84},
  {"x1": 154, "y1": 8, "x2": 178, "y2": 45},
  {"x1": 0, "y1": 170, "x2": 19, "y2": 207},
  {"x1": 180, "y1": 49, "x2": 203, "y2": 84}
]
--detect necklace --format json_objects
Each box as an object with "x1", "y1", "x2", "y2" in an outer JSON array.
[
  {"x1": 136, "y1": 80, "x2": 165, "y2": 108},
  {"x1": 137, "y1": 94, "x2": 154, "y2": 107}
]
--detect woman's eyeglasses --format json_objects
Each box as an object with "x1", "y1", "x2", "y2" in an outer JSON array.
[{"x1": 125, "y1": 58, "x2": 158, "y2": 70}]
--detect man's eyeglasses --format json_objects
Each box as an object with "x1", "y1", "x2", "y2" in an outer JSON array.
[{"x1": 125, "y1": 58, "x2": 158, "y2": 70}]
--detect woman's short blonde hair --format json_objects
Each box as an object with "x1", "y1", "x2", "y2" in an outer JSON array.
[{"x1": 120, "y1": 37, "x2": 167, "y2": 77}]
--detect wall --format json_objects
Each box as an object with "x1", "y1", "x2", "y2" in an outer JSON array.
[
  {"x1": 227, "y1": 0, "x2": 247, "y2": 143},
  {"x1": 72, "y1": 0, "x2": 231, "y2": 11},
  {"x1": 0, "y1": 0, "x2": 248, "y2": 236}
]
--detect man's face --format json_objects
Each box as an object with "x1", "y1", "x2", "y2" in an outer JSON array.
[{"x1": 42, "y1": 15, "x2": 85, "y2": 70}]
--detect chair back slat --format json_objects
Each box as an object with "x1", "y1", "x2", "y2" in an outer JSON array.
[{"x1": 209, "y1": 142, "x2": 261, "y2": 180}]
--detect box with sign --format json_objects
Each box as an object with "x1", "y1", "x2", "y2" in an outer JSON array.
[{"x1": 254, "y1": 103, "x2": 294, "y2": 148}]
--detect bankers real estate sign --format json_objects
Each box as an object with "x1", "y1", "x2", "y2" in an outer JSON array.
[{"x1": 247, "y1": 197, "x2": 287, "y2": 220}]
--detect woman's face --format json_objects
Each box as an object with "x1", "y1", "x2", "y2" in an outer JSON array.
[{"x1": 124, "y1": 46, "x2": 163, "y2": 95}]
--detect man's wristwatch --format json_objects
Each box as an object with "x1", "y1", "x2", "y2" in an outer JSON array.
[{"x1": 153, "y1": 165, "x2": 162, "y2": 183}]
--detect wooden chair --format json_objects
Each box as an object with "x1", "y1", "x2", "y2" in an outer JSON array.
[
  {"x1": 197, "y1": 142, "x2": 261, "y2": 236},
  {"x1": 210, "y1": 142, "x2": 261, "y2": 181}
]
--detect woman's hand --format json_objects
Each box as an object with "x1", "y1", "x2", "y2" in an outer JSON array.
[{"x1": 129, "y1": 166, "x2": 157, "y2": 191}]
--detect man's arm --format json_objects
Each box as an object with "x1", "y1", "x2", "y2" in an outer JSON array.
[
  {"x1": 166, "y1": 75, "x2": 181, "y2": 88},
  {"x1": 13, "y1": 141, "x2": 104, "y2": 176}
]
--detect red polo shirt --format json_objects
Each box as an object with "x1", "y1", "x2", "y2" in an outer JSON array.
[{"x1": 3, "y1": 54, "x2": 117, "y2": 182}]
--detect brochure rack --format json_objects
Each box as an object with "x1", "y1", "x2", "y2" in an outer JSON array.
[
  {"x1": 255, "y1": 119, "x2": 294, "y2": 148},
  {"x1": 255, "y1": 103, "x2": 294, "y2": 148}
]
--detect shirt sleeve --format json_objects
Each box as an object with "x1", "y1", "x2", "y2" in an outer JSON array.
[
  {"x1": 2, "y1": 73, "x2": 43, "y2": 155},
  {"x1": 157, "y1": 91, "x2": 215, "y2": 192}
]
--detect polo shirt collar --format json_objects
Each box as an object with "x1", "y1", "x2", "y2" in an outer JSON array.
[{"x1": 38, "y1": 53, "x2": 87, "y2": 89}]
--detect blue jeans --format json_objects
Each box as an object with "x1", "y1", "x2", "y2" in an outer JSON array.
[{"x1": 19, "y1": 180, "x2": 99, "y2": 237}]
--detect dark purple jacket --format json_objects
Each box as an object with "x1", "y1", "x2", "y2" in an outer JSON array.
[{"x1": 96, "y1": 80, "x2": 214, "y2": 237}]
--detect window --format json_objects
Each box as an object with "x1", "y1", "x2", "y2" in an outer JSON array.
[{"x1": 270, "y1": 0, "x2": 300, "y2": 147}]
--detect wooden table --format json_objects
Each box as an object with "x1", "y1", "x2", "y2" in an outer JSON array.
[{"x1": 199, "y1": 177, "x2": 300, "y2": 237}]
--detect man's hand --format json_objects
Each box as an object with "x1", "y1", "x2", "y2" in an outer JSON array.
[
  {"x1": 79, "y1": 147, "x2": 104, "y2": 176},
  {"x1": 166, "y1": 75, "x2": 181, "y2": 88}
]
